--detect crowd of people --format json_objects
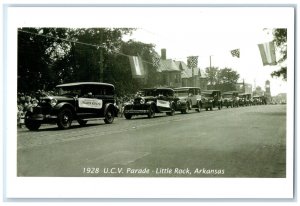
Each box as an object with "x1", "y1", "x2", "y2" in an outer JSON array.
[{"x1": 17, "y1": 90, "x2": 55, "y2": 128}]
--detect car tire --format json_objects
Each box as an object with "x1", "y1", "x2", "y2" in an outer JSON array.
[
  {"x1": 196, "y1": 101, "x2": 201, "y2": 112},
  {"x1": 210, "y1": 106, "x2": 213, "y2": 111},
  {"x1": 25, "y1": 112, "x2": 41, "y2": 131},
  {"x1": 188, "y1": 101, "x2": 192, "y2": 110},
  {"x1": 148, "y1": 105, "x2": 155, "y2": 118},
  {"x1": 57, "y1": 108, "x2": 73, "y2": 129},
  {"x1": 124, "y1": 113, "x2": 132, "y2": 120},
  {"x1": 104, "y1": 108, "x2": 115, "y2": 124},
  {"x1": 167, "y1": 103, "x2": 175, "y2": 116},
  {"x1": 205, "y1": 107, "x2": 208, "y2": 111},
  {"x1": 77, "y1": 119, "x2": 88, "y2": 126}
]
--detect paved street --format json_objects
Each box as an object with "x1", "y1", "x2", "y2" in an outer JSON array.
[{"x1": 17, "y1": 104, "x2": 286, "y2": 177}]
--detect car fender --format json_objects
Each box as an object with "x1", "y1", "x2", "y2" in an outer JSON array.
[
  {"x1": 104, "y1": 103, "x2": 118, "y2": 116},
  {"x1": 53, "y1": 102, "x2": 76, "y2": 114}
]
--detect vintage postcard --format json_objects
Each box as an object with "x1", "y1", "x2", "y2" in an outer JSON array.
[{"x1": 3, "y1": 4, "x2": 295, "y2": 199}]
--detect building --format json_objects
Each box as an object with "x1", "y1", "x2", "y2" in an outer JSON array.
[
  {"x1": 156, "y1": 49, "x2": 182, "y2": 88},
  {"x1": 265, "y1": 80, "x2": 272, "y2": 103},
  {"x1": 174, "y1": 61, "x2": 208, "y2": 90},
  {"x1": 236, "y1": 81, "x2": 253, "y2": 94},
  {"x1": 154, "y1": 48, "x2": 208, "y2": 89}
]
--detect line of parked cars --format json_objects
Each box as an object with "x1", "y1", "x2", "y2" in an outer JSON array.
[{"x1": 23, "y1": 82, "x2": 267, "y2": 131}]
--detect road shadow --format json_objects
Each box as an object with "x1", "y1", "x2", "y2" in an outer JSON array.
[{"x1": 21, "y1": 123, "x2": 105, "y2": 132}]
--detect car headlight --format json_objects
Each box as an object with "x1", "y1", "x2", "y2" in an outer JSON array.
[
  {"x1": 50, "y1": 99, "x2": 58, "y2": 107},
  {"x1": 140, "y1": 98, "x2": 145, "y2": 104}
]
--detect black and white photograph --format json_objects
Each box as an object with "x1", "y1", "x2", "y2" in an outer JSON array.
[{"x1": 2, "y1": 3, "x2": 296, "y2": 201}]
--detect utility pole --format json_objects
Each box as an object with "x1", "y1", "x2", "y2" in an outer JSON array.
[
  {"x1": 99, "y1": 31, "x2": 104, "y2": 82},
  {"x1": 99, "y1": 48, "x2": 104, "y2": 82}
]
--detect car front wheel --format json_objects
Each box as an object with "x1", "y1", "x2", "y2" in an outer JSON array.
[
  {"x1": 124, "y1": 113, "x2": 132, "y2": 119},
  {"x1": 148, "y1": 105, "x2": 155, "y2": 118},
  {"x1": 104, "y1": 108, "x2": 115, "y2": 124},
  {"x1": 25, "y1": 113, "x2": 41, "y2": 131},
  {"x1": 57, "y1": 108, "x2": 73, "y2": 129}
]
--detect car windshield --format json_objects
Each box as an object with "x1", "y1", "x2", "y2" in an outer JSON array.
[
  {"x1": 156, "y1": 89, "x2": 173, "y2": 97},
  {"x1": 142, "y1": 89, "x2": 156, "y2": 96},
  {"x1": 175, "y1": 91, "x2": 189, "y2": 97},
  {"x1": 58, "y1": 86, "x2": 81, "y2": 96},
  {"x1": 202, "y1": 93, "x2": 213, "y2": 97}
]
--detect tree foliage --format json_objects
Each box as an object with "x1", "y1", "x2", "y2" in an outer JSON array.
[
  {"x1": 18, "y1": 27, "x2": 160, "y2": 96},
  {"x1": 205, "y1": 67, "x2": 239, "y2": 91},
  {"x1": 18, "y1": 28, "x2": 70, "y2": 92},
  {"x1": 271, "y1": 28, "x2": 287, "y2": 80}
]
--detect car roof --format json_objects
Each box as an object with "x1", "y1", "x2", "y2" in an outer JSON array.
[
  {"x1": 174, "y1": 87, "x2": 201, "y2": 90},
  {"x1": 223, "y1": 91, "x2": 239, "y2": 94},
  {"x1": 56, "y1": 82, "x2": 114, "y2": 88},
  {"x1": 142, "y1": 87, "x2": 174, "y2": 91}
]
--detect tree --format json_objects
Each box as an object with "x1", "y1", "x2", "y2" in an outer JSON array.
[
  {"x1": 18, "y1": 27, "x2": 135, "y2": 95},
  {"x1": 217, "y1": 68, "x2": 239, "y2": 84},
  {"x1": 205, "y1": 67, "x2": 219, "y2": 85},
  {"x1": 18, "y1": 28, "x2": 70, "y2": 93},
  {"x1": 271, "y1": 28, "x2": 287, "y2": 80},
  {"x1": 205, "y1": 67, "x2": 240, "y2": 92}
]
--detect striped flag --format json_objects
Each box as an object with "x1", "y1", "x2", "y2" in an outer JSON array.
[
  {"x1": 231, "y1": 49, "x2": 240, "y2": 58},
  {"x1": 187, "y1": 56, "x2": 198, "y2": 69},
  {"x1": 258, "y1": 41, "x2": 277, "y2": 66},
  {"x1": 129, "y1": 56, "x2": 145, "y2": 78}
]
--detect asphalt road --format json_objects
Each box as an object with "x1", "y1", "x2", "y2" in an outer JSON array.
[{"x1": 17, "y1": 104, "x2": 286, "y2": 177}]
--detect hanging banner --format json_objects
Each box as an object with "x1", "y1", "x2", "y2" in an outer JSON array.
[
  {"x1": 129, "y1": 56, "x2": 145, "y2": 78},
  {"x1": 258, "y1": 41, "x2": 277, "y2": 66}
]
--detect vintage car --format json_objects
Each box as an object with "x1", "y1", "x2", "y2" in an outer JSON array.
[
  {"x1": 174, "y1": 87, "x2": 201, "y2": 113},
  {"x1": 201, "y1": 90, "x2": 223, "y2": 111},
  {"x1": 222, "y1": 91, "x2": 239, "y2": 108},
  {"x1": 240, "y1": 93, "x2": 253, "y2": 106},
  {"x1": 252, "y1": 95, "x2": 262, "y2": 105},
  {"x1": 25, "y1": 82, "x2": 119, "y2": 130},
  {"x1": 238, "y1": 94, "x2": 246, "y2": 106},
  {"x1": 123, "y1": 88, "x2": 178, "y2": 119}
]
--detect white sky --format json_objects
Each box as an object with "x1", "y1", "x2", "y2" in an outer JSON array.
[
  {"x1": 124, "y1": 26, "x2": 287, "y2": 96},
  {"x1": 118, "y1": 7, "x2": 294, "y2": 96},
  {"x1": 7, "y1": 6, "x2": 293, "y2": 96}
]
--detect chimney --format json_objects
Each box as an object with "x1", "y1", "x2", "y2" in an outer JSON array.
[{"x1": 161, "y1": 49, "x2": 166, "y2": 60}]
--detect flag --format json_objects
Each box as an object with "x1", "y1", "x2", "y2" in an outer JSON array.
[
  {"x1": 129, "y1": 56, "x2": 145, "y2": 78},
  {"x1": 152, "y1": 56, "x2": 160, "y2": 68},
  {"x1": 231, "y1": 49, "x2": 240, "y2": 58},
  {"x1": 258, "y1": 41, "x2": 277, "y2": 66},
  {"x1": 187, "y1": 56, "x2": 198, "y2": 69}
]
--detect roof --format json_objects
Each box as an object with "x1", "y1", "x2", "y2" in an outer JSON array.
[
  {"x1": 174, "y1": 61, "x2": 189, "y2": 71},
  {"x1": 159, "y1": 59, "x2": 181, "y2": 72},
  {"x1": 56, "y1": 82, "x2": 114, "y2": 88},
  {"x1": 181, "y1": 67, "x2": 201, "y2": 79}
]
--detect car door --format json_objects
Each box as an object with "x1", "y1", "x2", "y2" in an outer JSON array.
[{"x1": 77, "y1": 85, "x2": 104, "y2": 118}]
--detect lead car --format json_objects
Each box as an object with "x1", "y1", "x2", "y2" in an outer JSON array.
[{"x1": 25, "y1": 82, "x2": 119, "y2": 131}]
